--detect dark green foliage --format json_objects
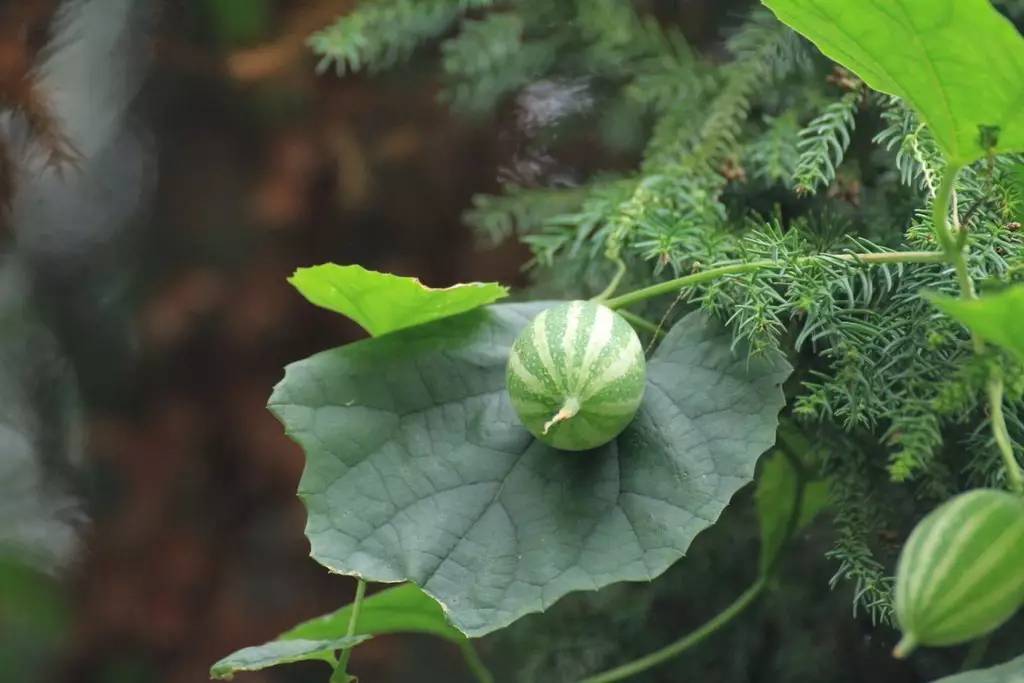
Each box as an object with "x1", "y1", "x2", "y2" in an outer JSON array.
[
  {"x1": 792, "y1": 89, "x2": 861, "y2": 194},
  {"x1": 309, "y1": 0, "x2": 496, "y2": 74}
]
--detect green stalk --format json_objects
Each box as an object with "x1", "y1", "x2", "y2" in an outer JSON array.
[
  {"x1": 987, "y1": 370, "x2": 1024, "y2": 493},
  {"x1": 334, "y1": 579, "x2": 367, "y2": 676},
  {"x1": 931, "y1": 163, "x2": 1023, "y2": 494},
  {"x1": 603, "y1": 251, "x2": 946, "y2": 310},
  {"x1": 576, "y1": 578, "x2": 766, "y2": 683},
  {"x1": 617, "y1": 309, "x2": 665, "y2": 337},
  {"x1": 458, "y1": 640, "x2": 496, "y2": 683}
]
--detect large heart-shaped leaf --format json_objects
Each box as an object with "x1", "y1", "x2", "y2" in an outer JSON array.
[
  {"x1": 289, "y1": 263, "x2": 508, "y2": 337},
  {"x1": 270, "y1": 303, "x2": 790, "y2": 636},
  {"x1": 762, "y1": 0, "x2": 1024, "y2": 164},
  {"x1": 927, "y1": 286, "x2": 1024, "y2": 362},
  {"x1": 933, "y1": 653, "x2": 1024, "y2": 682}
]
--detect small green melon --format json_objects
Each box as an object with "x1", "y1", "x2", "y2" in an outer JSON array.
[
  {"x1": 505, "y1": 300, "x2": 646, "y2": 451},
  {"x1": 893, "y1": 488, "x2": 1024, "y2": 657}
]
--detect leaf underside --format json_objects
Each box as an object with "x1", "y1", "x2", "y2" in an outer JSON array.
[
  {"x1": 763, "y1": 0, "x2": 1024, "y2": 163},
  {"x1": 270, "y1": 303, "x2": 790, "y2": 636},
  {"x1": 209, "y1": 635, "x2": 371, "y2": 680}
]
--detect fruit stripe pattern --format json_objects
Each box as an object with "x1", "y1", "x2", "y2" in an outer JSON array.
[
  {"x1": 506, "y1": 300, "x2": 646, "y2": 451},
  {"x1": 894, "y1": 489, "x2": 1024, "y2": 656}
]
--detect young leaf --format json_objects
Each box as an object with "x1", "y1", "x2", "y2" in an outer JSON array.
[
  {"x1": 933, "y1": 653, "x2": 1024, "y2": 682},
  {"x1": 762, "y1": 0, "x2": 1024, "y2": 163},
  {"x1": 288, "y1": 263, "x2": 508, "y2": 337},
  {"x1": 209, "y1": 635, "x2": 371, "y2": 680},
  {"x1": 756, "y1": 451, "x2": 829, "y2": 574},
  {"x1": 927, "y1": 286, "x2": 1024, "y2": 362},
  {"x1": 281, "y1": 583, "x2": 467, "y2": 644},
  {"x1": 270, "y1": 303, "x2": 790, "y2": 636}
]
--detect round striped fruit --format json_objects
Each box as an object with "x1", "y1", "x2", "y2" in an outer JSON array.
[
  {"x1": 893, "y1": 489, "x2": 1024, "y2": 657},
  {"x1": 505, "y1": 300, "x2": 646, "y2": 451}
]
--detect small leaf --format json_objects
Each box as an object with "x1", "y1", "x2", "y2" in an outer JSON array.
[
  {"x1": 762, "y1": 0, "x2": 1024, "y2": 163},
  {"x1": 270, "y1": 303, "x2": 790, "y2": 636},
  {"x1": 932, "y1": 653, "x2": 1024, "y2": 682},
  {"x1": 756, "y1": 450, "x2": 829, "y2": 573},
  {"x1": 209, "y1": 636, "x2": 371, "y2": 680},
  {"x1": 281, "y1": 583, "x2": 467, "y2": 644},
  {"x1": 927, "y1": 287, "x2": 1024, "y2": 362},
  {"x1": 288, "y1": 263, "x2": 508, "y2": 337}
]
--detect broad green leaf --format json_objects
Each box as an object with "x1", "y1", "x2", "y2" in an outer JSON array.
[
  {"x1": 288, "y1": 263, "x2": 508, "y2": 337},
  {"x1": 933, "y1": 653, "x2": 1024, "y2": 682},
  {"x1": 281, "y1": 583, "x2": 467, "y2": 644},
  {"x1": 270, "y1": 303, "x2": 790, "y2": 636},
  {"x1": 927, "y1": 286, "x2": 1024, "y2": 362},
  {"x1": 209, "y1": 635, "x2": 370, "y2": 680},
  {"x1": 762, "y1": 0, "x2": 1024, "y2": 163},
  {"x1": 756, "y1": 451, "x2": 829, "y2": 574}
]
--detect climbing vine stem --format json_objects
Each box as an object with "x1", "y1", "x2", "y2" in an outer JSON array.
[
  {"x1": 988, "y1": 367, "x2": 1024, "y2": 493},
  {"x1": 931, "y1": 163, "x2": 1023, "y2": 494},
  {"x1": 576, "y1": 578, "x2": 766, "y2": 683},
  {"x1": 603, "y1": 250, "x2": 946, "y2": 310}
]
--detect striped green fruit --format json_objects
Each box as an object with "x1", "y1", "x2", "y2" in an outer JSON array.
[
  {"x1": 893, "y1": 489, "x2": 1024, "y2": 658},
  {"x1": 505, "y1": 300, "x2": 646, "y2": 451}
]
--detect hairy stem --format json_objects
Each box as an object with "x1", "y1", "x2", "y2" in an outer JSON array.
[
  {"x1": 932, "y1": 163, "x2": 1022, "y2": 493},
  {"x1": 987, "y1": 370, "x2": 1024, "y2": 493},
  {"x1": 576, "y1": 578, "x2": 766, "y2": 683},
  {"x1": 604, "y1": 250, "x2": 946, "y2": 310},
  {"x1": 335, "y1": 578, "x2": 367, "y2": 675}
]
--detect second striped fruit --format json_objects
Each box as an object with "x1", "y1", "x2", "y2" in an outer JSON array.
[{"x1": 893, "y1": 488, "x2": 1024, "y2": 657}]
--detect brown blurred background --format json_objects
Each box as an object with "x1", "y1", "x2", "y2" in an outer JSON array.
[{"x1": 0, "y1": 1, "x2": 530, "y2": 681}]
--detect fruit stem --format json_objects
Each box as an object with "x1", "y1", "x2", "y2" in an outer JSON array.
[
  {"x1": 893, "y1": 633, "x2": 917, "y2": 659},
  {"x1": 543, "y1": 397, "x2": 580, "y2": 434}
]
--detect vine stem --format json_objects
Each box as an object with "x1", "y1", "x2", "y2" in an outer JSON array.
[
  {"x1": 931, "y1": 163, "x2": 1024, "y2": 494},
  {"x1": 988, "y1": 370, "x2": 1024, "y2": 493},
  {"x1": 458, "y1": 640, "x2": 496, "y2": 683},
  {"x1": 334, "y1": 578, "x2": 367, "y2": 676},
  {"x1": 617, "y1": 309, "x2": 664, "y2": 337},
  {"x1": 603, "y1": 250, "x2": 946, "y2": 310},
  {"x1": 576, "y1": 578, "x2": 765, "y2": 683}
]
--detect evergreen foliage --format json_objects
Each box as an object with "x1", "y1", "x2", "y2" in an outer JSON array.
[{"x1": 311, "y1": 0, "x2": 1024, "y2": 670}]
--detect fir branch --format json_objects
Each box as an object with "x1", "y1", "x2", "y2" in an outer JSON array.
[
  {"x1": 746, "y1": 113, "x2": 801, "y2": 186},
  {"x1": 463, "y1": 184, "x2": 591, "y2": 245},
  {"x1": 824, "y1": 453, "x2": 896, "y2": 627},
  {"x1": 792, "y1": 90, "x2": 861, "y2": 195},
  {"x1": 441, "y1": 14, "x2": 559, "y2": 115},
  {"x1": 309, "y1": 0, "x2": 494, "y2": 75}
]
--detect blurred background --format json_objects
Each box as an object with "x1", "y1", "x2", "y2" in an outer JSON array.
[
  {"x1": 4, "y1": 1, "x2": 1017, "y2": 682},
  {"x1": 0, "y1": 1, "x2": 528, "y2": 681}
]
